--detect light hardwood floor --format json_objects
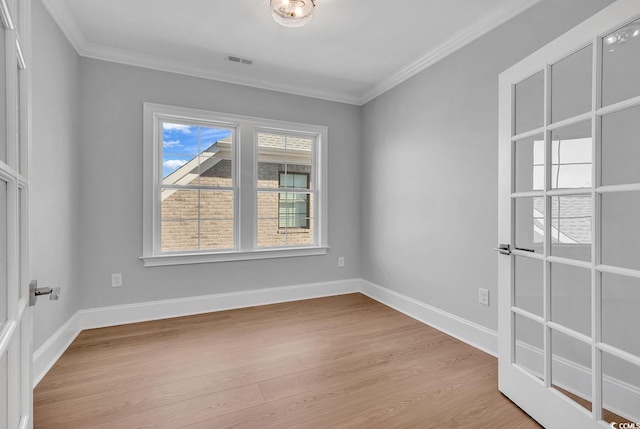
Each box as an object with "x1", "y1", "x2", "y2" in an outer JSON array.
[{"x1": 34, "y1": 293, "x2": 541, "y2": 428}]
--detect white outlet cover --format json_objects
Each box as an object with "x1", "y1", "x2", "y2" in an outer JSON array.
[
  {"x1": 479, "y1": 288, "x2": 489, "y2": 306},
  {"x1": 112, "y1": 273, "x2": 123, "y2": 287}
]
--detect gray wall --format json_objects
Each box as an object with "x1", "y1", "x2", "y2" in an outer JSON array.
[
  {"x1": 77, "y1": 59, "x2": 361, "y2": 309},
  {"x1": 360, "y1": 0, "x2": 616, "y2": 332},
  {"x1": 32, "y1": 0, "x2": 619, "y2": 351},
  {"x1": 31, "y1": 0, "x2": 81, "y2": 350}
]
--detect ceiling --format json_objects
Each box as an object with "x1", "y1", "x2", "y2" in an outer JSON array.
[{"x1": 40, "y1": 0, "x2": 541, "y2": 105}]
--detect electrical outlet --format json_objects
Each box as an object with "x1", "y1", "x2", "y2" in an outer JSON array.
[
  {"x1": 111, "y1": 273, "x2": 123, "y2": 288},
  {"x1": 338, "y1": 257, "x2": 345, "y2": 267},
  {"x1": 479, "y1": 288, "x2": 489, "y2": 306}
]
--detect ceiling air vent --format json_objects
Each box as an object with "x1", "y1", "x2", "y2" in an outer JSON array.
[{"x1": 225, "y1": 55, "x2": 253, "y2": 66}]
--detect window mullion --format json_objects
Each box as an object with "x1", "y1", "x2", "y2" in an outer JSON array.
[
  {"x1": 161, "y1": 184, "x2": 234, "y2": 191},
  {"x1": 239, "y1": 126, "x2": 255, "y2": 252}
]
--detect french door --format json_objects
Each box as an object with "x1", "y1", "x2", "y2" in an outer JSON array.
[
  {"x1": 498, "y1": 0, "x2": 640, "y2": 427},
  {"x1": 0, "y1": 0, "x2": 32, "y2": 428}
]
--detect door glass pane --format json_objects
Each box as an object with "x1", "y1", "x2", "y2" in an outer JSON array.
[
  {"x1": 0, "y1": 26, "x2": 6, "y2": 164},
  {"x1": 0, "y1": 353, "x2": 6, "y2": 429},
  {"x1": 602, "y1": 191, "x2": 640, "y2": 271},
  {"x1": 550, "y1": 263, "x2": 590, "y2": 336},
  {"x1": 550, "y1": 195, "x2": 591, "y2": 262},
  {"x1": 602, "y1": 352, "x2": 640, "y2": 424},
  {"x1": 550, "y1": 121, "x2": 592, "y2": 189},
  {"x1": 515, "y1": 197, "x2": 544, "y2": 254},
  {"x1": 16, "y1": 66, "x2": 22, "y2": 174},
  {"x1": 514, "y1": 256, "x2": 543, "y2": 317},
  {"x1": 602, "y1": 18, "x2": 640, "y2": 107},
  {"x1": 601, "y1": 105, "x2": 640, "y2": 186},
  {"x1": 551, "y1": 45, "x2": 592, "y2": 123},
  {"x1": 18, "y1": 187, "x2": 23, "y2": 300},
  {"x1": 0, "y1": 181, "x2": 7, "y2": 325},
  {"x1": 514, "y1": 313, "x2": 544, "y2": 381},
  {"x1": 601, "y1": 272, "x2": 640, "y2": 357},
  {"x1": 514, "y1": 135, "x2": 544, "y2": 192},
  {"x1": 551, "y1": 329, "x2": 592, "y2": 412},
  {"x1": 515, "y1": 71, "x2": 544, "y2": 135},
  {"x1": 14, "y1": 328, "x2": 21, "y2": 429}
]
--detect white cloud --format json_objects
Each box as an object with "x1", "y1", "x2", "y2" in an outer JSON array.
[
  {"x1": 163, "y1": 159, "x2": 188, "y2": 170},
  {"x1": 163, "y1": 140, "x2": 182, "y2": 148},
  {"x1": 163, "y1": 123, "x2": 192, "y2": 133}
]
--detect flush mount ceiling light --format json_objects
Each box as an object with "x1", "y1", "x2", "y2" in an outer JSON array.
[
  {"x1": 270, "y1": 0, "x2": 316, "y2": 28},
  {"x1": 604, "y1": 23, "x2": 640, "y2": 51}
]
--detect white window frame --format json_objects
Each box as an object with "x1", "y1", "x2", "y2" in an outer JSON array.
[{"x1": 142, "y1": 103, "x2": 328, "y2": 267}]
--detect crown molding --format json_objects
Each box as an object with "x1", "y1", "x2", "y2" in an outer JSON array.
[
  {"x1": 40, "y1": 0, "x2": 541, "y2": 106},
  {"x1": 359, "y1": 0, "x2": 543, "y2": 104},
  {"x1": 40, "y1": 0, "x2": 87, "y2": 53},
  {"x1": 79, "y1": 41, "x2": 364, "y2": 105}
]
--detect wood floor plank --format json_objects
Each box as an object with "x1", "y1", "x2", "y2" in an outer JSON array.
[
  {"x1": 39, "y1": 334, "x2": 329, "y2": 392},
  {"x1": 184, "y1": 353, "x2": 533, "y2": 429},
  {"x1": 35, "y1": 355, "x2": 304, "y2": 409},
  {"x1": 259, "y1": 333, "x2": 465, "y2": 403},
  {"x1": 34, "y1": 293, "x2": 541, "y2": 428}
]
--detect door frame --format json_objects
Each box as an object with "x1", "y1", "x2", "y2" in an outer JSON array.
[{"x1": 0, "y1": 0, "x2": 32, "y2": 427}]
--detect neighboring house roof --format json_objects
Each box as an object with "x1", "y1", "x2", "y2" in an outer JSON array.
[
  {"x1": 162, "y1": 142, "x2": 228, "y2": 201},
  {"x1": 162, "y1": 133, "x2": 313, "y2": 201},
  {"x1": 257, "y1": 133, "x2": 312, "y2": 151},
  {"x1": 163, "y1": 143, "x2": 221, "y2": 184},
  {"x1": 533, "y1": 197, "x2": 591, "y2": 244}
]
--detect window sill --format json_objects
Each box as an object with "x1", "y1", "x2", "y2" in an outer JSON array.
[{"x1": 141, "y1": 246, "x2": 329, "y2": 267}]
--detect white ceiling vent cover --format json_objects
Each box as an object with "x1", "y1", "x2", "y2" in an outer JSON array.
[{"x1": 225, "y1": 55, "x2": 254, "y2": 65}]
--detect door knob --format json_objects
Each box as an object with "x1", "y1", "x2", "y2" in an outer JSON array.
[
  {"x1": 29, "y1": 280, "x2": 61, "y2": 306},
  {"x1": 494, "y1": 244, "x2": 511, "y2": 255}
]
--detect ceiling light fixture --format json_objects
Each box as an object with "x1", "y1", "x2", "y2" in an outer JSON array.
[
  {"x1": 604, "y1": 23, "x2": 640, "y2": 51},
  {"x1": 270, "y1": 0, "x2": 316, "y2": 28}
]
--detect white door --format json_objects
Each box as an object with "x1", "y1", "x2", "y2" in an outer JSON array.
[
  {"x1": 498, "y1": 1, "x2": 640, "y2": 427},
  {"x1": 0, "y1": 0, "x2": 32, "y2": 428}
]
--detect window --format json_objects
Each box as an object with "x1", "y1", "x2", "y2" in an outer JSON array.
[
  {"x1": 161, "y1": 122, "x2": 236, "y2": 252},
  {"x1": 142, "y1": 104, "x2": 328, "y2": 266},
  {"x1": 278, "y1": 173, "x2": 310, "y2": 229}
]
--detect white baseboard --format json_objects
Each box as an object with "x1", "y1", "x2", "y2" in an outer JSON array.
[
  {"x1": 33, "y1": 312, "x2": 82, "y2": 387},
  {"x1": 33, "y1": 278, "x2": 360, "y2": 386},
  {"x1": 79, "y1": 278, "x2": 361, "y2": 330},
  {"x1": 360, "y1": 280, "x2": 498, "y2": 357}
]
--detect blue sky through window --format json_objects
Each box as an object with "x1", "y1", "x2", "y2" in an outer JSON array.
[{"x1": 162, "y1": 123, "x2": 232, "y2": 178}]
